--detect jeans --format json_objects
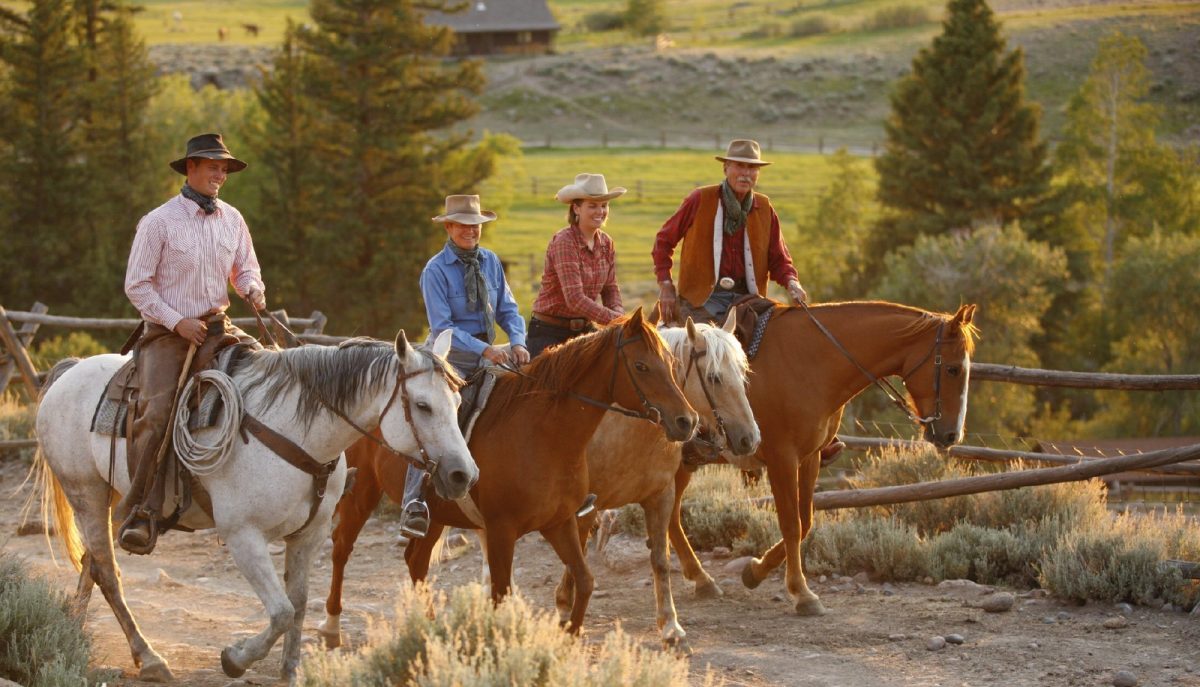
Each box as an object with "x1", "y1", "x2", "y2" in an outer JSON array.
[{"x1": 526, "y1": 318, "x2": 591, "y2": 358}]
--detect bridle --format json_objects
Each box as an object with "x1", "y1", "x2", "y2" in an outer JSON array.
[
  {"x1": 679, "y1": 338, "x2": 733, "y2": 451},
  {"x1": 308, "y1": 349, "x2": 453, "y2": 474},
  {"x1": 799, "y1": 301, "x2": 946, "y2": 432}
]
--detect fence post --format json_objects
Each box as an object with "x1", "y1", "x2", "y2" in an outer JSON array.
[
  {"x1": 714, "y1": 132, "x2": 721, "y2": 150},
  {"x1": 818, "y1": 135, "x2": 824, "y2": 154},
  {"x1": 601, "y1": 131, "x2": 608, "y2": 148},
  {"x1": 636, "y1": 179, "x2": 643, "y2": 201},
  {"x1": 660, "y1": 130, "x2": 666, "y2": 148},
  {"x1": 0, "y1": 305, "x2": 41, "y2": 398},
  {"x1": 304, "y1": 311, "x2": 327, "y2": 335},
  {"x1": 0, "y1": 302, "x2": 46, "y2": 395}
]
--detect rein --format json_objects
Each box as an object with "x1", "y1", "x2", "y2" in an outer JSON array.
[
  {"x1": 499, "y1": 328, "x2": 666, "y2": 424},
  {"x1": 797, "y1": 301, "x2": 945, "y2": 428}
]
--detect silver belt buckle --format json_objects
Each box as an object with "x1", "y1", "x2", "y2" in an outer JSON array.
[{"x1": 718, "y1": 277, "x2": 736, "y2": 290}]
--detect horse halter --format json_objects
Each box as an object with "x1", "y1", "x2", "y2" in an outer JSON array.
[
  {"x1": 680, "y1": 341, "x2": 732, "y2": 450},
  {"x1": 799, "y1": 302, "x2": 945, "y2": 431}
]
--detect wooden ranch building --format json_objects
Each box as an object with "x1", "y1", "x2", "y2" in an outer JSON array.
[{"x1": 424, "y1": 0, "x2": 560, "y2": 56}]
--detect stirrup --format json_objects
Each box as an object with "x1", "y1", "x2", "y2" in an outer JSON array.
[
  {"x1": 819, "y1": 439, "x2": 846, "y2": 468},
  {"x1": 399, "y1": 500, "x2": 430, "y2": 539},
  {"x1": 117, "y1": 509, "x2": 159, "y2": 555},
  {"x1": 575, "y1": 493, "x2": 597, "y2": 518}
]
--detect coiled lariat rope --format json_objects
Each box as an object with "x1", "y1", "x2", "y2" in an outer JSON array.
[{"x1": 173, "y1": 370, "x2": 243, "y2": 476}]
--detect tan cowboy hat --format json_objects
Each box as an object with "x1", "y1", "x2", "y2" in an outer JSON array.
[
  {"x1": 715, "y1": 139, "x2": 771, "y2": 166},
  {"x1": 431, "y1": 194, "x2": 497, "y2": 224},
  {"x1": 555, "y1": 173, "x2": 627, "y2": 203},
  {"x1": 170, "y1": 133, "x2": 247, "y2": 174}
]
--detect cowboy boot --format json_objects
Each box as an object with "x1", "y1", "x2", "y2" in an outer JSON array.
[{"x1": 819, "y1": 437, "x2": 846, "y2": 468}]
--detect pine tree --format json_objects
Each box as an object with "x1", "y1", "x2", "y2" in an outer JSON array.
[
  {"x1": 873, "y1": 0, "x2": 1052, "y2": 249},
  {"x1": 252, "y1": 0, "x2": 497, "y2": 335},
  {"x1": 0, "y1": 0, "x2": 88, "y2": 309},
  {"x1": 77, "y1": 4, "x2": 160, "y2": 313},
  {"x1": 626, "y1": 0, "x2": 665, "y2": 37}
]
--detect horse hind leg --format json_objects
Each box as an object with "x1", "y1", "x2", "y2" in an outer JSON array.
[
  {"x1": 69, "y1": 477, "x2": 173, "y2": 681},
  {"x1": 219, "y1": 528, "x2": 294, "y2": 678},
  {"x1": 553, "y1": 513, "x2": 594, "y2": 625},
  {"x1": 743, "y1": 453, "x2": 824, "y2": 616},
  {"x1": 643, "y1": 487, "x2": 690, "y2": 653}
]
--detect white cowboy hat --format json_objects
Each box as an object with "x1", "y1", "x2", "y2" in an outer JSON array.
[
  {"x1": 431, "y1": 194, "x2": 497, "y2": 224},
  {"x1": 715, "y1": 139, "x2": 772, "y2": 166},
  {"x1": 555, "y1": 173, "x2": 627, "y2": 203}
]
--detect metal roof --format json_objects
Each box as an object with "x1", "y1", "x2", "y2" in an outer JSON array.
[{"x1": 424, "y1": 0, "x2": 561, "y2": 34}]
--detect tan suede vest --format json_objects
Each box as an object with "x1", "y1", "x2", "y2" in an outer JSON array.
[{"x1": 677, "y1": 185, "x2": 773, "y2": 306}]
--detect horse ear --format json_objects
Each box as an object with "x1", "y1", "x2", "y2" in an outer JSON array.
[
  {"x1": 952, "y1": 304, "x2": 977, "y2": 326},
  {"x1": 721, "y1": 307, "x2": 737, "y2": 334},
  {"x1": 394, "y1": 330, "x2": 414, "y2": 359},
  {"x1": 648, "y1": 303, "x2": 662, "y2": 326},
  {"x1": 627, "y1": 307, "x2": 645, "y2": 328},
  {"x1": 431, "y1": 329, "x2": 453, "y2": 360},
  {"x1": 685, "y1": 316, "x2": 698, "y2": 342}
]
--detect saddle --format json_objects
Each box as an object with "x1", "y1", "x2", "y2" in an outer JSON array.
[{"x1": 731, "y1": 295, "x2": 786, "y2": 360}]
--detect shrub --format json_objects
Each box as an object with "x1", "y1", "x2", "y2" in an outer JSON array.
[
  {"x1": 582, "y1": 10, "x2": 626, "y2": 32},
  {"x1": 1040, "y1": 510, "x2": 1200, "y2": 609},
  {"x1": 802, "y1": 512, "x2": 929, "y2": 581},
  {"x1": 862, "y1": 5, "x2": 930, "y2": 32},
  {"x1": 0, "y1": 393, "x2": 37, "y2": 462},
  {"x1": 299, "y1": 583, "x2": 699, "y2": 686},
  {"x1": 0, "y1": 553, "x2": 91, "y2": 687},
  {"x1": 29, "y1": 332, "x2": 108, "y2": 370},
  {"x1": 791, "y1": 15, "x2": 837, "y2": 38}
]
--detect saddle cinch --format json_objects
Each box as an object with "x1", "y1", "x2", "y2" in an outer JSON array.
[{"x1": 91, "y1": 337, "x2": 254, "y2": 530}]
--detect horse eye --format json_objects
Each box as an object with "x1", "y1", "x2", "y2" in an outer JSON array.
[
  {"x1": 634, "y1": 361, "x2": 650, "y2": 372},
  {"x1": 708, "y1": 374, "x2": 722, "y2": 385},
  {"x1": 947, "y1": 366, "x2": 961, "y2": 377},
  {"x1": 416, "y1": 401, "x2": 432, "y2": 412}
]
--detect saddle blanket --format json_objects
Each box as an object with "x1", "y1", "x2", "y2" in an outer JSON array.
[
  {"x1": 459, "y1": 367, "x2": 500, "y2": 443},
  {"x1": 90, "y1": 345, "x2": 245, "y2": 438}
]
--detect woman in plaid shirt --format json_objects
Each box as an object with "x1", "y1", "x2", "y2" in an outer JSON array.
[{"x1": 526, "y1": 173, "x2": 627, "y2": 357}]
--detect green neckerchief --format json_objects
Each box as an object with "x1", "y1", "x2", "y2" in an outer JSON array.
[{"x1": 720, "y1": 180, "x2": 754, "y2": 236}]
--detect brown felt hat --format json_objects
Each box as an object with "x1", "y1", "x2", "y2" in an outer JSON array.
[
  {"x1": 170, "y1": 133, "x2": 247, "y2": 175},
  {"x1": 715, "y1": 139, "x2": 771, "y2": 166},
  {"x1": 431, "y1": 195, "x2": 497, "y2": 225}
]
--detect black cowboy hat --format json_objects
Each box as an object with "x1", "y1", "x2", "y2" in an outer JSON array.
[{"x1": 169, "y1": 133, "x2": 248, "y2": 175}]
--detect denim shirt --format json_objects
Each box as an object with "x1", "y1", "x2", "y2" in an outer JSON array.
[{"x1": 420, "y1": 244, "x2": 526, "y2": 357}]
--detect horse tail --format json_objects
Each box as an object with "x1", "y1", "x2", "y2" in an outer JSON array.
[{"x1": 25, "y1": 357, "x2": 86, "y2": 571}]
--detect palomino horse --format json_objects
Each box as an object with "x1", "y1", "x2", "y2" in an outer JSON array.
[
  {"x1": 556, "y1": 314, "x2": 760, "y2": 651},
  {"x1": 669, "y1": 301, "x2": 977, "y2": 615},
  {"x1": 33, "y1": 330, "x2": 477, "y2": 683},
  {"x1": 319, "y1": 309, "x2": 698, "y2": 643}
]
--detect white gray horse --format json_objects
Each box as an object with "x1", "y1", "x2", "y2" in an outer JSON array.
[{"x1": 32, "y1": 330, "x2": 476, "y2": 684}]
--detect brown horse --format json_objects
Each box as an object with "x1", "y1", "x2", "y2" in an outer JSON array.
[
  {"x1": 669, "y1": 300, "x2": 978, "y2": 615},
  {"x1": 319, "y1": 310, "x2": 698, "y2": 644}
]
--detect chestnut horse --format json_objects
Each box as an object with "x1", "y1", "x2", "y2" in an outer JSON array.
[
  {"x1": 319, "y1": 310, "x2": 697, "y2": 643},
  {"x1": 669, "y1": 300, "x2": 978, "y2": 615},
  {"x1": 556, "y1": 315, "x2": 760, "y2": 652}
]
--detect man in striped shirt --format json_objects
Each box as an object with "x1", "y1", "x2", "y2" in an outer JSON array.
[{"x1": 118, "y1": 133, "x2": 266, "y2": 554}]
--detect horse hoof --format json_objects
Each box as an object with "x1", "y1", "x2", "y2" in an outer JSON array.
[
  {"x1": 694, "y1": 579, "x2": 724, "y2": 599},
  {"x1": 318, "y1": 628, "x2": 341, "y2": 650},
  {"x1": 741, "y1": 561, "x2": 764, "y2": 590},
  {"x1": 795, "y1": 597, "x2": 826, "y2": 616},
  {"x1": 138, "y1": 659, "x2": 174, "y2": 683},
  {"x1": 220, "y1": 647, "x2": 247, "y2": 678},
  {"x1": 662, "y1": 636, "x2": 693, "y2": 656}
]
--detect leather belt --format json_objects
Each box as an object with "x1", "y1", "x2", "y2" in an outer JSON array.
[{"x1": 532, "y1": 311, "x2": 593, "y2": 332}]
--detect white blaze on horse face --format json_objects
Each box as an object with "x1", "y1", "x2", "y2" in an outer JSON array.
[{"x1": 954, "y1": 351, "x2": 971, "y2": 438}]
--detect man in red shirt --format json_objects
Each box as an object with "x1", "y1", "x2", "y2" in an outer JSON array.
[
  {"x1": 653, "y1": 139, "x2": 807, "y2": 325},
  {"x1": 653, "y1": 140, "x2": 844, "y2": 465}
]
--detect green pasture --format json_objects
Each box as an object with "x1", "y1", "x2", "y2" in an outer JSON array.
[{"x1": 476, "y1": 146, "x2": 864, "y2": 311}]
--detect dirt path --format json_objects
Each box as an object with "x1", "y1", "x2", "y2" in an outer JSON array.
[{"x1": 3, "y1": 457, "x2": 1198, "y2": 687}]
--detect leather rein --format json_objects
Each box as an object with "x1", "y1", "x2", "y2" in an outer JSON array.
[
  {"x1": 500, "y1": 327, "x2": 668, "y2": 425},
  {"x1": 797, "y1": 301, "x2": 945, "y2": 430},
  {"x1": 680, "y1": 341, "x2": 733, "y2": 452}
]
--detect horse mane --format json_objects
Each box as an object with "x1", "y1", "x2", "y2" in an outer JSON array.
[
  {"x1": 659, "y1": 324, "x2": 749, "y2": 381},
  {"x1": 802, "y1": 300, "x2": 978, "y2": 355},
  {"x1": 236, "y1": 338, "x2": 460, "y2": 426},
  {"x1": 484, "y1": 315, "x2": 669, "y2": 418}
]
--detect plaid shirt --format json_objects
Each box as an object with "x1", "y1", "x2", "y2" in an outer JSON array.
[
  {"x1": 532, "y1": 225, "x2": 623, "y2": 324},
  {"x1": 125, "y1": 194, "x2": 265, "y2": 332}
]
